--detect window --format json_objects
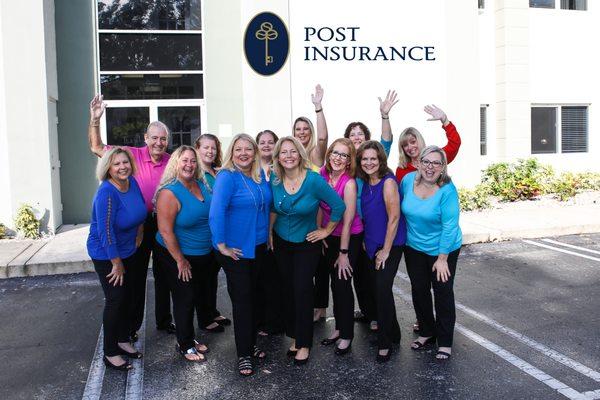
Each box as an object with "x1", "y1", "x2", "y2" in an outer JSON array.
[
  {"x1": 560, "y1": 0, "x2": 587, "y2": 10},
  {"x1": 480, "y1": 106, "x2": 487, "y2": 156},
  {"x1": 96, "y1": 0, "x2": 205, "y2": 151},
  {"x1": 478, "y1": 0, "x2": 485, "y2": 9},
  {"x1": 530, "y1": 0, "x2": 555, "y2": 8},
  {"x1": 531, "y1": 106, "x2": 588, "y2": 154}
]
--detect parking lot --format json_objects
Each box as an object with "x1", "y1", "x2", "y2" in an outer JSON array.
[{"x1": 1, "y1": 233, "x2": 599, "y2": 400}]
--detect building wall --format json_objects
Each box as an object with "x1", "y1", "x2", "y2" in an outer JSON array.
[
  {"x1": 55, "y1": 0, "x2": 97, "y2": 224},
  {"x1": 0, "y1": 0, "x2": 61, "y2": 231}
]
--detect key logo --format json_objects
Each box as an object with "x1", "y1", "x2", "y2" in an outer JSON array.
[{"x1": 244, "y1": 12, "x2": 289, "y2": 76}]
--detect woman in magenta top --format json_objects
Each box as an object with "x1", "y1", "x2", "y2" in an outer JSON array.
[{"x1": 318, "y1": 138, "x2": 363, "y2": 355}]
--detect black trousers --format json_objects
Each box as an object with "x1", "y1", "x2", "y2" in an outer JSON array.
[
  {"x1": 155, "y1": 244, "x2": 211, "y2": 350},
  {"x1": 93, "y1": 255, "x2": 136, "y2": 357},
  {"x1": 404, "y1": 246, "x2": 460, "y2": 347},
  {"x1": 313, "y1": 253, "x2": 330, "y2": 309},
  {"x1": 256, "y1": 248, "x2": 284, "y2": 333},
  {"x1": 136, "y1": 213, "x2": 173, "y2": 329},
  {"x1": 367, "y1": 245, "x2": 402, "y2": 349},
  {"x1": 323, "y1": 234, "x2": 362, "y2": 340},
  {"x1": 273, "y1": 234, "x2": 321, "y2": 349},
  {"x1": 353, "y1": 245, "x2": 377, "y2": 321},
  {"x1": 197, "y1": 255, "x2": 222, "y2": 327},
  {"x1": 216, "y1": 244, "x2": 265, "y2": 358}
]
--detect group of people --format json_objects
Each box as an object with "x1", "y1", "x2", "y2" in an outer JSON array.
[{"x1": 86, "y1": 85, "x2": 463, "y2": 377}]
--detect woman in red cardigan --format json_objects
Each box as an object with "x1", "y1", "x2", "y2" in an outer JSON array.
[{"x1": 395, "y1": 105, "x2": 461, "y2": 183}]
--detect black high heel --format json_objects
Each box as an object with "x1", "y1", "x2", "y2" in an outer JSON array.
[
  {"x1": 320, "y1": 336, "x2": 340, "y2": 346},
  {"x1": 103, "y1": 356, "x2": 132, "y2": 371},
  {"x1": 410, "y1": 336, "x2": 436, "y2": 351},
  {"x1": 376, "y1": 347, "x2": 393, "y2": 363},
  {"x1": 334, "y1": 340, "x2": 352, "y2": 356},
  {"x1": 117, "y1": 346, "x2": 143, "y2": 359}
]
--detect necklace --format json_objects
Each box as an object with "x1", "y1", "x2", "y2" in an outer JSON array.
[{"x1": 240, "y1": 172, "x2": 264, "y2": 212}]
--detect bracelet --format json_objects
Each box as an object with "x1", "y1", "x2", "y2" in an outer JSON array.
[
  {"x1": 315, "y1": 108, "x2": 323, "y2": 113},
  {"x1": 339, "y1": 249, "x2": 349, "y2": 254},
  {"x1": 381, "y1": 115, "x2": 389, "y2": 120},
  {"x1": 89, "y1": 123, "x2": 100, "y2": 127}
]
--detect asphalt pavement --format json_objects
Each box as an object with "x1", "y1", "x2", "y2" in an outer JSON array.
[{"x1": 1, "y1": 234, "x2": 599, "y2": 400}]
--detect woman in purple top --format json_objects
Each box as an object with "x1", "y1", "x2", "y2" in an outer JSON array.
[
  {"x1": 318, "y1": 139, "x2": 363, "y2": 355},
  {"x1": 357, "y1": 140, "x2": 404, "y2": 363}
]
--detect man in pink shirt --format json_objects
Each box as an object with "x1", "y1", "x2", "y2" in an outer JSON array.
[{"x1": 88, "y1": 94, "x2": 175, "y2": 339}]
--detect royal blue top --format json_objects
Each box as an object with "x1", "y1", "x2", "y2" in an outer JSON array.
[
  {"x1": 209, "y1": 169, "x2": 272, "y2": 259},
  {"x1": 361, "y1": 173, "x2": 406, "y2": 259},
  {"x1": 271, "y1": 170, "x2": 345, "y2": 243},
  {"x1": 87, "y1": 177, "x2": 146, "y2": 261},
  {"x1": 355, "y1": 138, "x2": 390, "y2": 219},
  {"x1": 155, "y1": 179, "x2": 213, "y2": 256},
  {"x1": 400, "y1": 172, "x2": 462, "y2": 256}
]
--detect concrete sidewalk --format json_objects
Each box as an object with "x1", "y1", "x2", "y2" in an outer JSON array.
[{"x1": 1, "y1": 198, "x2": 599, "y2": 279}]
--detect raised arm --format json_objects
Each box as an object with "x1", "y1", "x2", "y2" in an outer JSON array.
[
  {"x1": 379, "y1": 90, "x2": 398, "y2": 145},
  {"x1": 424, "y1": 104, "x2": 461, "y2": 163},
  {"x1": 374, "y1": 179, "x2": 400, "y2": 270},
  {"x1": 89, "y1": 94, "x2": 107, "y2": 157},
  {"x1": 311, "y1": 84, "x2": 328, "y2": 167}
]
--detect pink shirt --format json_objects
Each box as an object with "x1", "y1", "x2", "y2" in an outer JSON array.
[
  {"x1": 319, "y1": 167, "x2": 363, "y2": 236},
  {"x1": 108, "y1": 145, "x2": 170, "y2": 212}
]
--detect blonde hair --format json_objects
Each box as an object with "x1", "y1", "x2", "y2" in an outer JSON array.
[
  {"x1": 272, "y1": 136, "x2": 311, "y2": 185},
  {"x1": 220, "y1": 133, "x2": 262, "y2": 183},
  {"x1": 398, "y1": 127, "x2": 426, "y2": 169},
  {"x1": 96, "y1": 147, "x2": 137, "y2": 182},
  {"x1": 325, "y1": 138, "x2": 356, "y2": 178},
  {"x1": 415, "y1": 145, "x2": 451, "y2": 187},
  {"x1": 154, "y1": 145, "x2": 207, "y2": 205},
  {"x1": 293, "y1": 117, "x2": 316, "y2": 158}
]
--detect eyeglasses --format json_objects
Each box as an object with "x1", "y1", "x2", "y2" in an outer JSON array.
[
  {"x1": 420, "y1": 159, "x2": 444, "y2": 168},
  {"x1": 330, "y1": 150, "x2": 350, "y2": 160}
]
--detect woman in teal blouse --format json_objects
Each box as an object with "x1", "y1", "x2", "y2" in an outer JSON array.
[
  {"x1": 400, "y1": 145, "x2": 462, "y2": 361},
  {"x1": 270, "y1": 136, "x2": 345, "y2": 365}
]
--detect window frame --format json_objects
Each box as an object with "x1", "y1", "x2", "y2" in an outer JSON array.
[
  {"x1": 530, "y1": 104, "x2": 590, "y2": 155},
  {"x1": 530, "y1": 0, "x2": 587, "y2": 10},
  {"x1": 480, "y1": 105, "x2": 488, "y2": 156}
]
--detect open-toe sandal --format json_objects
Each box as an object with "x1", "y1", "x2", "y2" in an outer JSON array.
[
  {"x1": 436, "y1": 350, "x2": 452, "y2": 360},
  {"x1": 252, "y1": 346, "x2": 266, "y2": 360},
  {"x1": 177, "y1": 345, "x2": 206, "y2": 362},
  {"x1": 238, "y1": 356, "x2": 254, "y2": 376},
  {"x1": 103, "y1": 356, "x2": 132, "y2": 371},
  {"x1": 193, "y1": 340, "x2": 209, "y2": 354},
  {"x1": 410, "y1": 336, "x2": 436, "y2": 350}
]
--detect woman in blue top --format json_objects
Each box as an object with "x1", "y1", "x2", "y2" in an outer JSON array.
[
  {"x1": 357, "y1": 140, "x2": 404, "y2": 363},
  {"x1": 270, "y1": 136, "x2": 346, "y2": 365},
  {"x1": 154, "y1": 145, "x2": 212, "y2": 363},
  {"x1": 194, "y1": 133, "x2": 231, "y2": 333},
  {"x1": 209, "y1": 133, "x2": 273, "y2": 376},
  {"x1": 400, "y1": 145, "x2": 462, "y2": 361},
  {"x1": 87, "y1": 147, "x2": 146, "y2": 371}
]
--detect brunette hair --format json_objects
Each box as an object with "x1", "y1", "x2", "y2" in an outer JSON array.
[
  {"x1": 325, "y1": 138, "x2": 356, "y2": 178},
  {"x1": 256, "y1": 129, "x2": 279, "y2": 144},
  {"x1": 343, "y1": 122, "x2": 371, "y2": 141},
  {"x1": 356, "y1": 140, "x2": 392, "y2": 181},
  {"x1": 194, "y1": 133, "x2": 222, "y2": 168}
]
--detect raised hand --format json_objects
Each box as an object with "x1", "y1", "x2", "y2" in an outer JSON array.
[
  {"x1": 90, "y1": 94, "x2": 107, "y2": 121},
  {"x1": 311, "y1": 84, "x2": 324, "y2": 109},
  {"x1": 424, "y1": 104, "x2": 448, "y2": 124},
  {"x1": 379, "y1": 90, "x2": 398, "y2": 117}
]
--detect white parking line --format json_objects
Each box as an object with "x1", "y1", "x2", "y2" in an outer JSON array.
[
  {"x1": 523, "y1": 240, "x2": 600, "y2": 263},
  {"x1": 125, "y1": 276, "x2": 148, "y2": 400},
  {"x1": 396, "y1": 271, "x2": 600, "y2": 383},
  {"x1": 81, "y1": 328, "x2": 105, "y2": 400},
  {"x1": 583, "y1": 389, "x2": 600, "y2": 400},
  {"x1": 392, "y1": 284, "x2": 589, "y2": 400},
  {"x1": 541, "y1": 238, "x2": 600, "y2": 256}
]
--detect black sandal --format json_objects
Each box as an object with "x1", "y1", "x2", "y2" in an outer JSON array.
[
  {"x1": 117, "y1": 346, "x2": 143, "y2": 359},
  {"x1": 252, "y1": 346, "x2": 266, "y2": 360},
  {"x1": 214, "y1": 316, "x2": 232, "y2": 326},
  {"x1": 436, "y1": 350, "x2": 452, "y2": 360},
  {"x1": 103, "y1": 356, "x2": 132, "y2": 371},
  {"x1": 194, "y1": 340, "x2": 209, "y2": 354},
  {"x1": 238, "y1": 356, "x2": 254, "y2": 376},
  {"x1": 411, "y1": 336, "x2": 436, "y2": 350},
  {"x1": 177, "y1": 345, "x2": 206, "y2": 362}
]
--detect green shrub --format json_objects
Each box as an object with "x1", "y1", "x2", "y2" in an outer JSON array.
[
  {"x1": 551, "y1": 173, "x2": 578, "y2": 201},
  {"x1": 482, "y1": 159, "x2": 554, "y2": 202},
  {"x1": 458, "y1": 185, "x2": 491, "y2": 211},
  {"x1": 0, "y1": 223, "x2": 6, "y2": 239},
  {"x1": 14, "y1": 204, "x2": 40, "y2": 239},
  {"x1": 576, "y1": 172, "x2": 600, "y2": 191}
]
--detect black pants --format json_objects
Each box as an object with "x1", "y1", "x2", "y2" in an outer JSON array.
[
  {"x1": 216, "y1": 244, "x2": 265, "y2": 358},
  {"x1": 353, "y1": 245, "x2": 377, "y2": 321},
  {"x1": 155, "y1": 244, "x2": 211, "y2": 351},
  {"x1": 367, "y1": 245, "x2": 402, "y2": 349},
  {"x1": 323, "y1": 234, "x2": 362, "y2": 340},
  {"x1": 201, "y1": 255, "x2": 223, "y2": 326},
  {"x1": 256, "y1": 248, "x2": 284, "y2": 334},
  {"x1": 313, "y1": 254, "x2": 330, "y2": 309},
  {"x1": 273, "y1": 234, "x2": 321, "y2": 349},
  {"x1": 404, "y1": 246, "x2": 460, "y2": 347},
  {"x1": 93, "y1": 255, "x2": 136, "y2": 357},
  {"x1": 136, "y1": 213, "x2": 173, "y2": 329}
]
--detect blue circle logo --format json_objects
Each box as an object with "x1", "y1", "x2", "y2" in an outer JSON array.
[{"x1": 244, "y1": 12, "x2": 289, "y2": 76}]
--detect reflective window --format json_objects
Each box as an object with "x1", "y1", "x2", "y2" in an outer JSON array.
[
  {"x1": 100, "y1": 33, "x2": 202, "y2": 71},
  {"x1": 106, "y1": 107, "x2": 150, "y2": 147},
  {"x1": 98, "y1": 0, "x2": 201, "y2": 30},
  {"x1": 561, "y1": 106, "x2": 588, "y2": 153},
  {"x1": 480, "y1": 106, "x2": 487, "y2": 156},
  {"x1": 531, "y1": 107, "x2": 557, "y2": 154},
  {"x1": 158, "y1": 107, "x2": 201, "y2": 149},
  {"x1": 560, "y1": 0, "x2": 587, "y2": 10},
  {"x1": 101, "y1": 74, "x2": 203, "y2": 99},
  {"x1": 530, "y1": 0, "x2": 555, "y2": 8}
]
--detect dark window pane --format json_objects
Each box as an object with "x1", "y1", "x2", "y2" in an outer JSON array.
[
  {"x1": 560, "y1": 0, "x2": 587, "y2": 10},
  {"x1": 480, "y1": 106, "x2": 487, "y2": 156},
  {"x1": 98, "y1": 0, "x2": 201, "y2": 30},
  {"x1": 101, "y1": 74, "x2": 203, "y2": 99},
  {"x1": 100, "y1": 33, "x2": 202, "y2": 71},
  {"x1": 106, "y1": 107, "x2": 149, "y2": 147},
  {"x1": 531, "y1": 107, "x2": 557, "y2": 154},
  {"x1": 530, "y1": 0, "x2": 555, "y2": 7},
  {"x1": 478, "y1": 0, "x2": 485, "y2": 9},
  {"x1": 158, "y1": 107, "x2": 201, "y2": 151},
  {"x1": 561, "y1": 106, "x2": 588, "y2": 153}
]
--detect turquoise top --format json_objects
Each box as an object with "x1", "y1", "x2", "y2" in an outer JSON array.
[
  {"x1": 271, "y1": 170, "x2": 346, "y2": 243},
  {"x1": 380, "y1": 137, "x2": 392, "y2": 156},
  {"x1": 400, "y1": 172, "x2": 462, "y2": 256},
  {"x1": 203, "y1": 171, "x2": 216, "y2": 190},
  {"x1": 156, "y1": 179, "x2": 213, "y2": 256}
]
